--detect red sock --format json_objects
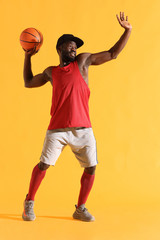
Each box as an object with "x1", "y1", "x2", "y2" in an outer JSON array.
[
  {"x1": 77, "y1": 171, "x2": 95, "y2": 207},
  {"x1": 26, "y1": 164, "x2": 46, "y2": 201}
]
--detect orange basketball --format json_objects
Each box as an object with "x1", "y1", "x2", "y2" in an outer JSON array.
[{"x1": 20, "y1": 28, "x2": 43, "y2": 51}]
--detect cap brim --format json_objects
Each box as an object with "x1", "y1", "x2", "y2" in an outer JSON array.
[{"x1": 70, "y1": 36, "x2": 84, "y2": 48}]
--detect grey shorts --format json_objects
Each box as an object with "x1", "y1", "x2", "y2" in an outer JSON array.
[{"x1": 40, "y1": 127, "x2": 98, "y2": 168}]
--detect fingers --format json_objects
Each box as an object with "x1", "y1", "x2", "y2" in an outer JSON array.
[
  {"x1": 116, "y1": 14, "x2": 121, "y2": 25},
  {"x1": 120, "y1": 12, "x2": 122, "y2": 20},
  {"x1": 120, "y1": 11, "x2": 125, "y2": 21},
  {"x1": 25, "y1": 46, "x2": 38, "y2": 56},
  {"x1": 118, "y1": 12, "x2": 129, "y2": 22}
]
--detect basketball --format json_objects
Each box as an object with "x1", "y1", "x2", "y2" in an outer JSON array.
[{"x1": 20, "y1": 28, "x2": 43, "y2": 51}]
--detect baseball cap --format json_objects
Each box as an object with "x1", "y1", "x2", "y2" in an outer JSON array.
[{"x1": 56, "y1": 34, "x2": 84, "y2": 50}]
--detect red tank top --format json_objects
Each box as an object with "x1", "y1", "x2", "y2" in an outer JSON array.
[{"x1": 48, "y1": 60, "x2": 92, "y2": 130}]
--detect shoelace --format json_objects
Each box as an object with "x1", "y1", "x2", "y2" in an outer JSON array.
[
  {"x1": 75, "y1": 204, "x2": 88, "y2": 212},
  {"x1": 82, "y1": 207, "x2": 88, "y2": 212}
]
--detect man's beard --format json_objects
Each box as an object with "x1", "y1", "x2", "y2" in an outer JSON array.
[{"x1": 61, "y1": 50, "x2": 76, "y2": 63}]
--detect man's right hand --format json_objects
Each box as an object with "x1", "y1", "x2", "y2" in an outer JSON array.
[{"x1": 24, "y1": 46, "x2": 39, "y2": 57}]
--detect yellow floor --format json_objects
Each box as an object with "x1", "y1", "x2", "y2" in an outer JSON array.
[{"x1": 1, "y1": 203, "x2": 160, "y2": 240}]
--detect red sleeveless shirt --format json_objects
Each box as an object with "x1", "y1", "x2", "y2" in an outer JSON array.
[{"x1": 48, "y1": 60, "x2": 92, "y2": 130}]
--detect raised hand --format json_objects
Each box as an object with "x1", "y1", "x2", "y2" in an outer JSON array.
[
  {"x1": 116, "y1": 12, "x2": 132, "y2": 30},
  {"x1": 24, "y1": 46, "x2": 39, "y2": 57}
]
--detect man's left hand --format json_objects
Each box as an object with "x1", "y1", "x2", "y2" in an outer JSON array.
[{"x1": 116, "y1": 12, "x2": 132, "y2": 30}]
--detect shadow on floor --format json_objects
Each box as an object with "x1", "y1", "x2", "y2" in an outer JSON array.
[
  {"x1": 0, "y1": 214, "x2": 23, "y2": 221},
  {"x1": 0, "y1": 214, "x2": 76, "y2": 222}
]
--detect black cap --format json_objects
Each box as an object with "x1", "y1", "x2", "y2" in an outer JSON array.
[{"x1": 56, "y1": 34, "x2": 84, "y2": 50}]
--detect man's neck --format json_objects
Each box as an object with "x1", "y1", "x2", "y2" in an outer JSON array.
[{"x1": 59, "y1": 61, "x2": 71, "y2": 67}]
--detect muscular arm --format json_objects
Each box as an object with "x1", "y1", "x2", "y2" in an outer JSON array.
[
  {"x1": 87, "y1": 28, "x2": 132, "y2": 65},
  {"x1": 23, "y1": 50, "x2": 52, "y2": 88},
  {"x1": 78, "y1": 12, "x2": 132, "y2": 68}
]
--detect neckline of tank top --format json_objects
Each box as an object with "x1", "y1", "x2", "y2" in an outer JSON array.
[{"x1": 57, "y1": 61, "x2": 76, "y2": 69}]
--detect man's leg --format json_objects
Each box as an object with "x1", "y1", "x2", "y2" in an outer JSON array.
[
  {"x1": 26, "y1": 162, "x2": 50, "y2": 201},
  {"x1": 71, "y1": 127, "x2": 97, "y2": 221},
  {"x1": 77, "y1": 166, "x2": 96, "y2": 207},
  {"x1": 73, "y1": 165, "x2": 96, "y2": 222},
  {"x1": 22, "y1": 162, "x2": 50, "y2": 221},
  {"x1": 22, "y1": 129, "x2": 67, "y2": 221}
]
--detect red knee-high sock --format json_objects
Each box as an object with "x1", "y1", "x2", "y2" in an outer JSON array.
[
  {"x1": 26, "y1": 164, "x2": 46, "y2": 201},
  {"x1": 77, "y1": 171, "x2": 95, "y2": 207}
]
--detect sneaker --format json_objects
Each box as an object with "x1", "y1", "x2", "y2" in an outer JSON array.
[
  {"x1": 72, "y1": 204, "x2": 95, "y2": 222},
  {"x1": 22, "y1": 199, "x2": 36, "y2": 221}
]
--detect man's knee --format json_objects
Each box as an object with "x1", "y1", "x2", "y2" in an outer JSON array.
[
  {"x1": 84, "y1": 165, "x2": 96, "y2": 175},
  {"x1": 38, "y1": 161, "x2": 50, "y2": 171}
]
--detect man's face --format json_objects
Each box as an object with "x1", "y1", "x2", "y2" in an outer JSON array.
[{"x1": 60, "y1": 41, "x2": 77, "y2": 62}]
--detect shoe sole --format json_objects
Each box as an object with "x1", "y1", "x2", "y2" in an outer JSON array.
[
  {"x1": 73, "y1": 214, "x2": 95, "y2": 222},
  {"x1": 22, "y1": 212, "x2": 36, "y2": 221}
]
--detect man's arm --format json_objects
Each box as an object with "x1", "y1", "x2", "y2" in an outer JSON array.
[
  {"x1": 23, "y1": 48, "x2": 52, "y2": 88},
  {"x1": 80, "y1": 12, "x2": 132, "y2": 67}
]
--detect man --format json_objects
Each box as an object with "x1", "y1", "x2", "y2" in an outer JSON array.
[{"x1": 22, "y1": 12, "x2": 132, "y2": 222}]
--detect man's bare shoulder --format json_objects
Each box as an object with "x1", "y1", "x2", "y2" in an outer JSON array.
[
  {"x1": 43, "y1": 66, "x2": 53, "y2": 82},
  {"x1": 76, "y1": 53, "x2": 92, "y2": 67},
  {"x1": 76, "y1": 53, "x2": 91, "y2": 61},
  {"x1": 44, "y1": 66, "x2": 53, "y2": 74}
]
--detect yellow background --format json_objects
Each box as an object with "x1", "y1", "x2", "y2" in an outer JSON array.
[{"x1": 1, "y1": 0, "x2": 160, "y2": 239}]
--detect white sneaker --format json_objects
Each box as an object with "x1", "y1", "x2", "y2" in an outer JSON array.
[
  {"x1": 22, "y1": 198, "x2": 36, "y2": 221},
  {"x1": 72, "y1": 204, "x2": 95, "y2": 222}
]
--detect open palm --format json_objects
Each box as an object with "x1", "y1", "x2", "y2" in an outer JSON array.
[{"x1": 116, "y1": 12, "x2": 132, "y2": 30}]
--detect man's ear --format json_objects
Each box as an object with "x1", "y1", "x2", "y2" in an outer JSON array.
[
  {"x1": 57, "y1": 47, "x2": 61, "y2": 54},
  {"x1": 57, "y1": 45, "x2": 62, "y2": 54}
]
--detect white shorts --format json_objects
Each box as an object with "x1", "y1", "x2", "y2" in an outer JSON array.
[{"x1": 40, "y1": 127, "x2": 98, "y2": 168}]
